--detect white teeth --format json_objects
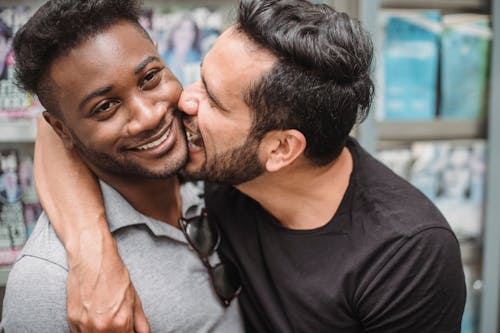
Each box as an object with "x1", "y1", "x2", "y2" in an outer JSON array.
[
  {"x1": 137, "y1": 128, "x2": 170, "y2": 150},
  {"x1": 188, "y1": 141, "x2": 201, "y2": 149},
  {"x1": 186, "y1": 130, "x2": 202, "y2": 149}
]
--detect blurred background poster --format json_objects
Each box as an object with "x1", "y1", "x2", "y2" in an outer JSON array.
[{"x1": 140, "y1": 6, "x2": 225, "y2": 87}]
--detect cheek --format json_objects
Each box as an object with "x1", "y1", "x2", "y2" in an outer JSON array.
[
  {"x1": 159, "y1": 74, "x2": 183, "y2": 101},
  {"x1": 75, "y1": 121, "x2": 124, "y2": 151}
]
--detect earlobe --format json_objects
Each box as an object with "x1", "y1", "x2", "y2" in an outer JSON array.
[
  {"x1": 262, "y1": 130, "x2": 306, "y2": 172},
  {"x1": 42, "y1": 111, "x2": 74, "y2": 149}
]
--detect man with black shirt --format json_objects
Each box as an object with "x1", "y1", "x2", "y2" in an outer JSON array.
[{"x1": 35, "y1": 0, "x2": 466, "y2": 332}]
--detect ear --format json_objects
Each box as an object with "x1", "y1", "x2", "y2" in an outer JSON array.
[
  {"x1": 259, "y1": 129, "x2": 306, "y2": 173},
  {"x1": 42, "y1": 111, "x2": 74, "y2": 149}
]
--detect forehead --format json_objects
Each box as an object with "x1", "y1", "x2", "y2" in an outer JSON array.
[
  {"x1": 49, "y1": 21, "x2": 157, "y2": 107},
  {"x1": 202, "y1": 27, "x2": 276, "y2": 101}
]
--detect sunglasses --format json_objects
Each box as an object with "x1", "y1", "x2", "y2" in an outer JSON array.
[{"x1": 179, "y1": 208, "x2": 242, "y2": 307}]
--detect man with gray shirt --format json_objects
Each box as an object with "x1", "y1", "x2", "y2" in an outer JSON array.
[{"x1": 0, "y1": 0, "x2": 243, "y2": 332}]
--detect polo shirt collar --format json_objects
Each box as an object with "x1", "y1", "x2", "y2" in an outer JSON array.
[{"x1": 99, "y1": 180, "x2": 205, "y2": 242}]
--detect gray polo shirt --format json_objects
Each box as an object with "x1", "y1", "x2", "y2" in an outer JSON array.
[{"x1": 1, "y1": 181, "x2": 243, "y2": 333}]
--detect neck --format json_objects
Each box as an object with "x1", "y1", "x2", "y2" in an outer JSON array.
[
  {"x1": 236, "y1": 148, "x2": 353, "y2": 230},
  {"x1": 95, "y1": 170, "x2": 182, "y2": 228}
]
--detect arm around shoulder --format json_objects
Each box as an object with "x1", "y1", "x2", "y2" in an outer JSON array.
[{"x1": 33, "y1": 116, "x2": 150, "y2": 333}]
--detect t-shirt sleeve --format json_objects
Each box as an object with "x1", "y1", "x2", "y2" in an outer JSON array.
[
  {"x1": 358, "y1": 227, "x2": 466, "y2": 333},
  {"x1": 1, "y1": 256, "x2": 70, "y2": 333}
]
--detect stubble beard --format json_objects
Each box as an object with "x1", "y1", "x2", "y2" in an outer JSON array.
[
  {"x1": 183, "y1": 136, "x2": 265, "y2": 185},
  {"x1": 71, "y1": 132, "x2": 188, "y2": 180}
]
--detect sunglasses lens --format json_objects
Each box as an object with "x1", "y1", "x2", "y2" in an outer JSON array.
[
  {"x1": 185, "y1": 214, "x2": 218, "y2": 256},
  {"x1": 213, "y1": 262, "x2": 242, "y2": 302}
]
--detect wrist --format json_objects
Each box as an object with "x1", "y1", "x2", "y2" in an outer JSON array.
[{"x1": 65, "y1": 210, "x2": 115, "y2": 268}]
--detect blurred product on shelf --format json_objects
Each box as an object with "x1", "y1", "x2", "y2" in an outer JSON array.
[
  {"x1": 0, "y1": 6, "x2": 41, "y2": 120},
  {"x1": 0, "y1": 149, "x2": 41, "y2": 266},
  {"x1": 379, "y1": 9, "x2": 492, "y2": 123},
  {"x1": 381, "y1": 10, "x2": 441, "y2": 120},
  {"x1": 378, "y1": 139, "x2": 486, "y2": 240},
  {"x1": 461, "y1": 239, "x2": 482, "y2": 333},
  {"x1": 140, "y1": 6, "x2": 224, "y2": 87},
  {"x1": 440, "y1": 14, "x2": 491, "y2": 120}
]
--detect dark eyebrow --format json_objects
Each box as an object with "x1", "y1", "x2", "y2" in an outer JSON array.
[
  {"x1": 78, "y1": 56, "x2": 160, "y2": 110},
  {"x1": 135, "y1": 55, "x2": 159, "y2": 75},
  {"x1": 79, "y1": 85, "x2": 113, "y2": 110},
  {"x1": 200, "y1": 65, "x2": 229, "y2": 112}
]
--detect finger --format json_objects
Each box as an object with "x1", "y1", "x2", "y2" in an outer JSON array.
[{"x1": 133, "y1": 293, "x2": 151, "y2": 333}]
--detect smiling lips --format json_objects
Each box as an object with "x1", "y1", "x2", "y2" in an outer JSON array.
[
  {"x1": 129, "y1": 123, "x2": 173, "y2": 152},
  {"x1": 136, "y1": 128, "x2": 170, "y2": 150}
]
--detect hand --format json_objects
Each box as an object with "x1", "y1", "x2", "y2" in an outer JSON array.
[{"x1": 66, "y1": 235, "x2": 150, "y2": 333}]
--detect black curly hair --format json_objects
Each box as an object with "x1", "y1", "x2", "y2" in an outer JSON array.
[
  {"x1": 237, "y1": 0, "x2": 374, "y2": 165},
  {"x1": 13, "y1": 0, "x2": 148, "y2": 117}
]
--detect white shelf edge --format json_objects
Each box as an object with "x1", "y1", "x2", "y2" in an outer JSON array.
[
  {"x1": 377, "y1": 119, "x2": 486, "y2": 141},
  {"x1": 0, "y1": 119, "x2": 37, "y2": 143},
  {"x1": 381, "y1": 0, "x2": 488, "y2": 10}
]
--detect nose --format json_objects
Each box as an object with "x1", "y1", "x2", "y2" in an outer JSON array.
[
  {"x1": 126, "y1": 94, "x2": 165, "y2": 135},
  {"x1": 179, "y1": 81, "x2": 203, "y2": 117}
]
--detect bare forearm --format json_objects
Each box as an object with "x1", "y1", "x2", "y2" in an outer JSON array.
[
  {"x1": 34, "y1": 116, "x2": 112, "y2": 259},
  {"x1": 34, "y1": 116, "x2": 150, "y2": 332}
]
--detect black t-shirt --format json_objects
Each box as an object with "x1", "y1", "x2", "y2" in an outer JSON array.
[{"x1": 206, "y1": 138, "x2": 465, "y2": 333}]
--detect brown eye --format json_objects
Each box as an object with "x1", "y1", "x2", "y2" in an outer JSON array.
[
  {"x1": 144, "y1": 72, "x2": 156, "y2": 82},
  {"x1": 99, "y1": 101, "x2": 113, "y2": 111},
  {"x1": 140, "y1": 69, "x2": 162, "y2": 90},
  {"x1": 92, "y1": 100, "x2": 120, "y2": 117}
]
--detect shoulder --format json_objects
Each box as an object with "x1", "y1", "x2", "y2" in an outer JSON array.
[
  {"x1": 4, "y1": 212, "x2": 69, "y2": 300},
  {"x1": 18, "y1": 212, "x2": 68, "y2": 269},
  {"x1": 1, "y1": 254, "x2": 69, "y2": 332},
  {"x1": 357, "y1": 227, "x2": 465, "y2": 332}
]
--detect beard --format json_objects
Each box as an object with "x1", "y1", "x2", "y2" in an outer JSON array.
[
  {"x1": 183, "y1": 136, "x2": 265, "y2": 185},
  {"x1": 71, "y1": 131, "x2": 188, "y2": 180}
]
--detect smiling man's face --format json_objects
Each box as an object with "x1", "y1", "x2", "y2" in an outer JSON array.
[{"x1": 47, "y1": 20, "x2": 188, "y2": 180}]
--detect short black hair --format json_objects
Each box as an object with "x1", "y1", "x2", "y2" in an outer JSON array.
[
  {"x1": 237, "y1": 0, "x2": 374, "y2": 165},
  {"x1": 13, "y1": 0, "x2": 145, "y2": 116}
]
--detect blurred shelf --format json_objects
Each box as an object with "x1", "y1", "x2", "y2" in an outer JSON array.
[
  {"x1": 377, "y1": 119, "x2": 486, "y2": 141},
  {"x1": 381, "y1": 0, "x2": 490, "y2": 10},
  {"x1": 144, "y1": 0, "x2": 235, "y2": 7},
  {"x1": 0, "y1": 266, "x2": 11, "y2": 286},
  {"x1": 0, "y1": 119, "x2": 37, "y2": 143}
]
